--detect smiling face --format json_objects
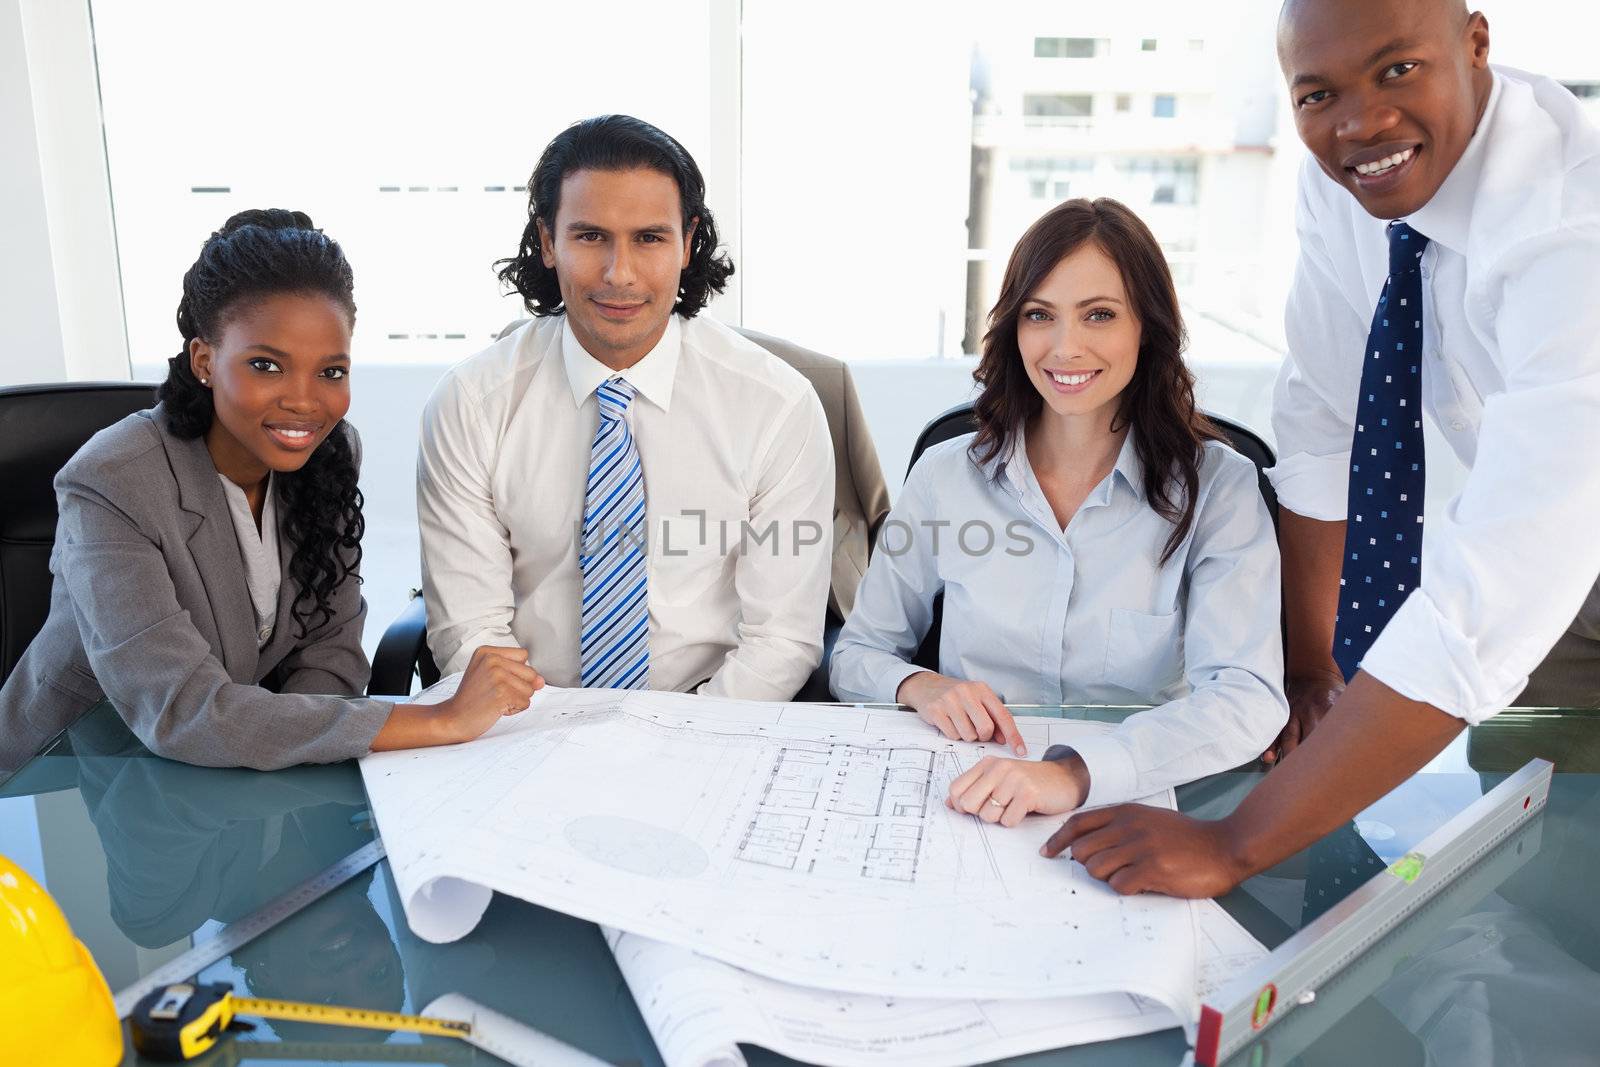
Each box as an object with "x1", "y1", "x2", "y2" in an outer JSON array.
[
  {"x1": 1017, "y1": 242, "x2": 1142, "y2": 429},
  {"x1": 537, "y1": 166, "x2": 696, "y2": 371},
  {"x1": 189, "y1": 291, "x2": 353, "y2": 487},
  {"x1": 1278, "y1": 0, "x2": 1492, "y2": 219}
]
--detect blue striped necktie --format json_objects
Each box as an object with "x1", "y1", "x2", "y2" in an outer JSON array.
[
  {"x1": 579, "y1": 378, "x2": 650, "y2": 689},
  {"x1": 1333, "y1": 221, "x2": 1430, "y2": 681}
]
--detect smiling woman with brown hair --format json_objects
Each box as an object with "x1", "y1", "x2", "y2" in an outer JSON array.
[
  {"x1": 1050, "y1": 0, "x2": 1600, "y2": 901},
  {"x1": 831, "y1": 198, "x2": 1288, "y2": 828},
  {"x1": 0, "y1": 210, "x2": 541, "y2": 770}
]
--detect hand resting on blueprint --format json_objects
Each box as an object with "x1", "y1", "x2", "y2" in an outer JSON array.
[
  {"x1": 385, "y1": 646, "x2": 544, "y2": 747},
  {"x1": 897, "y1": 672, "x2": 1028, "y2": 756},
  {"x1": 1041, "y1": 804, "x2": 1244, "y2": 898},
  {"x1": 946, "y1": 753, "x2": 1088, "y2": 828}
]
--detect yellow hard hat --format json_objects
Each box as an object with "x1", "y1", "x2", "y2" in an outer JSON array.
[{"x1": 0, "y1": 852, "x2": 124, "y2": 1066}]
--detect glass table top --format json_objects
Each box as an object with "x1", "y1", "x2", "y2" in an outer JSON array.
[{"x1": 2, "y1": 701, "x2": 1596, "y2": 1066}]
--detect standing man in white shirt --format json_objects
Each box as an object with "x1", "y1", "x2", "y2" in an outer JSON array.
[
  {"x1": 418, "y1": 115, "x2": 834, "y2": 700},
  {"x1": 1045, "y1": 0, "x2": 1600, "y2": 896}
]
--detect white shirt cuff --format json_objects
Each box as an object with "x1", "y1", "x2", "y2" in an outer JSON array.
[
  {"x1": 1065, "y1": 733, "x2": 1140, "y2": 809},
  {"x1": 1266, "y1": 451, "x2": 1350, "y2": 521},
  {"x1": 879, "y1": 663, "x2": 933, "y2": 705},
  {"x1": 1358, "y1": 589, "x2": 1526, "y2": 724}
]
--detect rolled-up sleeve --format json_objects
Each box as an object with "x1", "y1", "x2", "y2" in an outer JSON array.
[
  {"x1": 829, "y1": 459, "x2": 942, "y2": 704},
  {"x1": 1268, "y1": 166, "x2": 1373, "y2": 521},
  {"x1": 1071, "y1": 454, "x2": 1289, "y2": 807},
  {"x1": 1360, "y1": 226, "x2": 1600, "y2": 721}
]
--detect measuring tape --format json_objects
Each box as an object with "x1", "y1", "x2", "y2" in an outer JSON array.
[
  {"x1": 113, "y1": 838, "x2": 387, "y2": 1019},
  {"x1": 112, "y1": 832, "x2": 613, "y2": 1066},
  {"x1": 1195, "y1": 757, "x2": 1554, "y2": 1067},
  {"x1": 176, "y1": 1041, "x2": 473, "y2": 1064},
  {"x1": 129, "y1": 981, "x2": 469, "y2": 1061}
]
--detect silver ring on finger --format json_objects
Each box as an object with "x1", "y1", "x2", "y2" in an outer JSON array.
[{"x1": 986, "y1": 797, "x2": 1005, "y2": 808}]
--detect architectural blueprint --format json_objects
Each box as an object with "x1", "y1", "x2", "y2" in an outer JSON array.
[
  {"x1": 603, "y1": 903, "x2": 1266, "y2": 1067},
  {"x1": 361, "y1": 685, "x2": 1207, "y2": 1030}
]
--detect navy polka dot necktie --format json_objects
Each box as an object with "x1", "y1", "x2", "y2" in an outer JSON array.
[{"x1": 1333, "y1": 221, "x2": 1430, "y2": 682}]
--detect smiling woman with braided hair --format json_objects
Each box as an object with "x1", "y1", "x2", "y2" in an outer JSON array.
[{"x1": 0, "y1": 210, "x2": 541, "y2": 771}]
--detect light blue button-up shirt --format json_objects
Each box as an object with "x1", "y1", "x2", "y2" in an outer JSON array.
[{"x1": 830, "y1": 430, "x2": 1287, "y2": 807}]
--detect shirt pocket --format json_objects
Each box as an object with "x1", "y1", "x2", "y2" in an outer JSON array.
[
  {"x1": 1101, "y1": 607, "x2": 1184, "y2": 694},
  {"x1": 649, "y1": 511, "x2": 733, "y2": 607}
]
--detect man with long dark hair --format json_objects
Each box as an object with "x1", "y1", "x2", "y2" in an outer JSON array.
[{"x1": 418, "y1": 115, "x2": 833, "y2": 699}]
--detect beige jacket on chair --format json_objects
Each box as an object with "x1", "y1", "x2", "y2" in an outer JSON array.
[{"x1": 497, "y1": 317, "x2": 890, "y2": 621}]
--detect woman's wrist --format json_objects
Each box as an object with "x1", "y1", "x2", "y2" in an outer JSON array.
[
  {"x1": 1041, "y1": 744, "x2": 1091, "y2": 806},
  {"x1": 372, "y1": 701, "x2": 451, "y2": 751},
  {"x1": 894, "y1": 669, "x2": 938, "y2": 709}
]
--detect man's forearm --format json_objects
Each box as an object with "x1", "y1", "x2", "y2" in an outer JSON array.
[
  {"x1": 1221, "y1": 671, "x2": 1465, "y2": 876},
  {"x1": 1279, "y1": 508, "x2": 1346, "y2": 681}
]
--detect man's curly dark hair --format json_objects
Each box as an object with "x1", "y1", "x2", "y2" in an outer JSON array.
[
  {"x1": 495, "y1": 114, "x2": 734, "y2": 318},
  {"x1": 158, "y1": 208, "x2": 364, "y2": 639}
]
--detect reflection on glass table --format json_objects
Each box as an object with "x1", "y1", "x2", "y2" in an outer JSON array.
[{"x1": 1, "y1": 700, "x2": 1596, "y2": 1066}]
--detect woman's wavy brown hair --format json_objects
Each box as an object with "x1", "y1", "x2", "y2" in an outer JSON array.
[{"x1": 971, "y1": 197, "x2": 1219, "y2": 563}]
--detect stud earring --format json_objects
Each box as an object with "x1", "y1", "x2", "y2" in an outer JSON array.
[{"x1": 199, "y1": 377, "x2": 209, "y2": 385}]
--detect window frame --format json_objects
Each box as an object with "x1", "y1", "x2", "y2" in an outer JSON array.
[{"x1": 4, "y1": 0, "x2": 130, "y2": 385}]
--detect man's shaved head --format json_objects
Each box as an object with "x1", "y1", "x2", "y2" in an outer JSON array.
[
  {"x1": 1277, "y1": 0, "x2": 1491, "y2": 218},
  {"x1": 1279, "y1": 0, "x2": 1469, "y2": 35}
]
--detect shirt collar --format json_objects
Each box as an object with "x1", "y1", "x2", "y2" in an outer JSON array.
[
  {"x1": 993, "y1": 425, "x2": 1144, "y2": 505},
  {"x1": 1405, "y1": 70, "x2": 1503, "y2": 257},
  {"x1": 561, "y1": 313, "x2": 682, "y2": 412},
  {"x1": 215, "y1": 471, "x2": 277, "y2": 537}
]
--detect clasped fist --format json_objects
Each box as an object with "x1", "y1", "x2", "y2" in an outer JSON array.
[{"x1": 437, "y1": 645, "x2": 544, "y2": 743}]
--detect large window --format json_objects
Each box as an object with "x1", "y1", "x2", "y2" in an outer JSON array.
[
  {"x1": 81, "y1": 0, "x2": 1600, "y2": 621},
  {"x1": 93, "y1": 1, "x2": 1600, "y2": 372},
  {"x1": 91, "y1": 0, "x2": 720, "y2": 376},
  {"x1": 89, "y1": 0, "x2": 722, "y2": 647}
]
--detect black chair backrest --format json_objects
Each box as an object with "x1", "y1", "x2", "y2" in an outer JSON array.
[
  {"x1": 902, "y1": 401, "x2": 1279, "y2": 671},
  {"x1": 0, "y1": 383, "x2": 159, "y2": 683},
  {"x1": 369, "y1": 593, "x2": 441, "y2": 697}
]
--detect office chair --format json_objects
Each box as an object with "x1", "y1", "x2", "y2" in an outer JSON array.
[
  {"x1": 369, "y1": 593, "x2": 440, "y2": 696},
  {"x1": 0, "y1": 383, "x2": 160, "y2": 685},
  {"x1": 901, "y1": 401, "x2": 1279, "y2": 671}
]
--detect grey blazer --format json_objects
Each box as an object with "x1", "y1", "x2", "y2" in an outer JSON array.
[{"x1": 0, "y1": 405, "x2": 390, "y2": 771}]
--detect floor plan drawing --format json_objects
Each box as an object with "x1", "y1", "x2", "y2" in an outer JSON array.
[
  {"x1": 360, "y1": 686, "x2": 1205, "y2": 1030},
  {"x1": 737, "y1": 744, "x2": 935, "y2": 882}
]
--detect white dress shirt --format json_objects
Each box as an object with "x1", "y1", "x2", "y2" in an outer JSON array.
[
  {"x1": 830, "y1": 432, "x2": 1287, "y2": 808},
  {"x1": 217, "y1": 472, "x2": 280, "y2": 647},
  {"x1": 418, "y1": 313, "x2": 834, "y2": 699},
  {"x1": 1270, "y1": 67, "x2": 1600, "y2": 722}
]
